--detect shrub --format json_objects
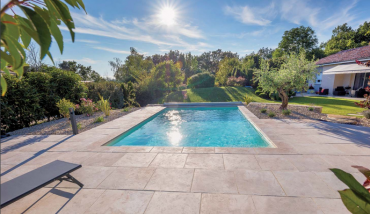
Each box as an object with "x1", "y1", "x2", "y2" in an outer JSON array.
[
  {"x1": 226, "y1": 76, "x2": 246, "y2": 87},
  {"x1": 94, "y1": 116, "x2": 104, "y2": 123},
  {"x1": 282, "y1": 109, "x2": 291, "y2": 115},
  {"x1": 1, "y1": 74, "x2": 44, "y2": 133},
  {"x1": 244, "y1": 95, "x2": 253, "y2": 104},
  {"x1": 97, "y1": 94, "x2": 111, "y2": 116},
  {"x1": 77, "y1": 98, "x2": 98, "y2": 116},
  {"x1": 260, "y1": 108, "x2": 267, "y2": 113},
  {"x1": 122, "y1": 107, "x2": 132, "y2": 112},
  {"x1": 308, "y1": 107, "x2": 314, "y2": 111},
  {"x1": 355, "y1": 87, "x2": 370, "y2": 109},
  {"x1": 85, "y1": 81, "x2": 124, "y2": 109},
  {"x1": 56, "y1": 98, "x2": 75, "y2": 118},
  {"x1": 187, "y1": 72, "x2": 215, "y2": 89},
  {"x1": 255, "y1": 85, "x2": 268, "y2": 99},
  {"x1": 268, "y1": 112, "x2": 275, "y2": 117},
  {"x1": 363, "y1": 110, "x2": 370, "y2": 119}
]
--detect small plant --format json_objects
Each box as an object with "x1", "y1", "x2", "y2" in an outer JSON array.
[
  {"x1": 244, "y1": 95, "x2": 253, "y2": 104},
  {"x1": 94, "y1": 116, "x2": 104, "y2": 123},
  {"x1": 122, "y1": 107, "x2": 132, "y2": 112},
  {"x1": 56, "y1": 98, "x2": 75, "y2": 118},
  {"x1": 268, "y1": 112, "x2": 275, "y2": 118},
  {"x1": 282, "y1": 109, "x2": 291, "y2": 116},
  {"x1": 308, "y1": 107, "x2": 314, "y2": 111},
  {"x1": 331, "y1": 166, "x2": 370, "y2": 213},
  {"x1": 260, "y1": 108, "x2": 267, "y2": 113},
  {"x1": 70, "y1": 122, "x2": 83, "y2": 130},
  {"x1": 363, "y1": 110, "x2": 370, "y2": 119},
  {"x1": 355, "y1": 87, "x2": 370, "y2": 109},
  {"x1": 97, "y1": 94, "x2": 111, "y2": 116}
]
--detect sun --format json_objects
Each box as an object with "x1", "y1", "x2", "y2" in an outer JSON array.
[{"x1": 158, "y1": 6, "x2": 177, "y2": 26}]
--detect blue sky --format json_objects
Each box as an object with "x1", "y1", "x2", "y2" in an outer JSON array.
[{"x1": 4, "y1": 0, "x2": 370, "y2": 77}]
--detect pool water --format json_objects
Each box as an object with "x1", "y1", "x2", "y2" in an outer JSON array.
[{"x1": 107, "y1": 107, "x2": 271, "y2": 147}]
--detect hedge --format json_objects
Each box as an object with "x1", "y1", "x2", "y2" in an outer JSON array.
[
  {"x1": 187, "y1": 72, "x2": 215, "y2": 89},
  {"x1": 85, "y1": 81, "x2": 124, "y2": 109}
]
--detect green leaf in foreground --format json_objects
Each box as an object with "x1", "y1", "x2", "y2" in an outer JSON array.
[
  {"x1": 339, "y1": 189, "x2": 370, "y2": 214},
  {"x1": 331, "y1": 168, "x2": 370, "y2": 203}
]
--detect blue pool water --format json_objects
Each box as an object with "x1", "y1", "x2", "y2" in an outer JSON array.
[{"x1": 107, "y1": 107, "x2": 271, "y2": 147}]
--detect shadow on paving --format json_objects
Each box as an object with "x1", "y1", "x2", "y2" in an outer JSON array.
[
  {"x1": 0, "y1": 135, "x2": 66, "y2": 154},
  {"x1": 1, "y1": 135, "x2": 73, "y2": 176}
]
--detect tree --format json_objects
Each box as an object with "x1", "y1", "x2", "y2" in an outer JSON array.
[
  {"x1": 257, "y1": 47, "x2": 273, "y2": 59},
  {"x1": 324, "y1": 22, "x2": 370, "y2": 55},
  {"x1": 255, "y1": 51, "x2": 318, "y2": 109},
  {"x1": 58, "y1": 60, "x2": 102, "y2": 82},
  {"x1": 216, "y1": 57, "x2": 242, "y2": 86},
  {"x1": 278, "y1": 26, "x2": 318, "y2": 58},
  {"x1": 26, "y1": 43, "x2": 43, "y2": 72},
  {"x1": 1, "y1": 0, "x2": 86, "y2": 95},
  {"x1": 152, "y1": 61, "x2": 183, "y2": 92}
]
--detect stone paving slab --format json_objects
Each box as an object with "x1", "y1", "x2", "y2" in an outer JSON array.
[{"x1": 1, "y1": 106, "x2": 368, "y2": 213}]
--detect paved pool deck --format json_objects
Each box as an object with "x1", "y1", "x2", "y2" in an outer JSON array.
[{"x1": 1, "y1": 106, "x2": 370, "y2": 214}]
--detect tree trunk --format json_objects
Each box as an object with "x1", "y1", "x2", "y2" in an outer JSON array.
[{"x1": 278, "y1": 89, "x2": 289, "y2": 109}]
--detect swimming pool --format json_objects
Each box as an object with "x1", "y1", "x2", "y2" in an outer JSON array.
[{"x1": 107, "y1": 107, "x2": 272, "y2": 147}]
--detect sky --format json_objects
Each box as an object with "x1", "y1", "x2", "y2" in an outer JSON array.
[{"x1": 3, "y1": 0, "x2": 370, "y2": 77}]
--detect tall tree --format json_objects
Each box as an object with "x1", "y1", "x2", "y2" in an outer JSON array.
[
  {"x1": 255, "y1": 51, "x2": 318, "y2": 109},
  {"x1": 59, "y1": 61, "x2": 102, "y2": 82}
]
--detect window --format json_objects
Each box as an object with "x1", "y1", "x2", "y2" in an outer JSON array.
[{"x1": 353, "y1": 73, "x2": 370, "y2": 90}]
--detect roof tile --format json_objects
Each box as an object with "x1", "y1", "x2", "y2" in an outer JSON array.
[{"x1": 316, "y1": 45, "x2": 370, "y2": 65}]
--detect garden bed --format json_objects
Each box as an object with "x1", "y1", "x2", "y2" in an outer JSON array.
[
  {"x1": 7, "y1": 108, "x2": 139, "y2": 135},
  {"x1": 247, "y1": 102, "x2": 370, "y2": 127}
]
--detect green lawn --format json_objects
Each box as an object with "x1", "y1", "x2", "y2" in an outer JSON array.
[{"x1": 158, "y1": 86, "x2": 363, "y2": 116}]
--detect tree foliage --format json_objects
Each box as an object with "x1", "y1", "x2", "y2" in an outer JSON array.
[
  {"x1": 1, "y1": 0, "x2": 86, "y2": 95},
  {"x1": 59, "y1": 60, "x2": 103, "y2": 82},
  {"x1": 255, "y1": 51, "x2": 318, "y2": 109}
]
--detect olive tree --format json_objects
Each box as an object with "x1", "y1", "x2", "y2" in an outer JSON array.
[{"x1": 255, "y1": 51, "x2": 318, "y2": 109}]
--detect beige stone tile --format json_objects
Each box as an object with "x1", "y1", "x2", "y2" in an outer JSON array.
[
  {"x1": 346, "y1": 156, "x2": 370, "y2": 169},
  {"x1": 113, "y1": 153, "x2": 157, "y2": 167},
  {"x1": 25, "y1": 188, "x2": 80, "y2": 214},
  {"x1": 1, "y1": 188, "x2": 50, "y2": 214},
  {"x1": 57, "y1": 152, "x2": 94, "y2": 164},
  {"x1": 185, "y1": 154, "x2": 224, "y2": 169},
  {"x1": 48, "y1": 166, "x2": 115, "y2": 188},
  {"x1": 0, "y1": 165, "x2": 14, "y2": 173},
  {"x1": 318, "y1": 155, "x2": 358, "y2": 173},
  {"x1": 223, "y1": 154, "x2": 261, "y2": 170},
  {"x1": 145, "y1": 192, "x2": 201, "y2": 214},
  {"x1": 191, "y1": 169, "x2": 238, "y2": 194},
  {"x1": 313, "y1": 198, "x2": 350, "y2": 214},
  {"x1": 17, "y1": 142, "x2": 58, "y2": 152},
  {"x1": 1, "y1": 165, "x2": 40, "y2": 183},
  {"x1": 291, "y1": 143, "x2": 345, "y2": 155},
  {"x1": 85, "y1": 190, "x2": 153, "y2": 214},
  {"x1": 1, "y1": 152, "x2": 20, "y2": 161},
  {"x1": 59, "y1": 189, "x2": 105, "y2": 214},
  {"x1": 333, "y1": 144, "x2": 370, "y2": 156},
  {"x1": 24, "y1": 152, "x2": 64, "y2": 166},
  {"x1": 215, "y1": 147, "x2": 255, "y2": 154},
  {"x1": 201, "y1": 194, "x2": 257, "y2": 214},
  {"x1": 314, "y1": 172, "x2": 348, "y2": 191},
  {"x1": 182, "y1": 147, "x2": 215, "y2": 153},
  {"x1": 145, "y1": 168, "x2": 194, "y2": 192},
  {"x1": 110, "y1": 146, "x2": 153, "y2": 153},
  {"x1": 273, "y1": 171, "x2": 338, "y2": 198},
  {"x1": 98, "y1": 167, "x2": 155, "y2": 190},
  {"x1": 252, "y1": 196, "x2": 323, "y2": 214},
  {"x1": 149, "y1": 153, "x2": 188, "y2": 168},
  {"x1": 234, "y1": 170, "x2": 285, "y2": 196},
  {"x1": 150, "y1": 147, "x2": 183, "y2": 153},
  {"x1": 254, "y1": 147, "x2": 298, "y2": 155},
  {"x1": 1, "y1": 152, "x2": 36, "y2": 165},
  {"x1": 81, "y1": 152, "x2": 125, "y2": 166},
  {"x1": 255, "y1": 155, "x2": 298, "y2": 171},
  {"x1": 284, "y1": 155, "x2": 332, "y2": 172}
]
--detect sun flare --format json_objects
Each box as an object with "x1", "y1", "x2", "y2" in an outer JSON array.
[{"x1": 158, "y1": 6, "x2": 177, "y2": 26}]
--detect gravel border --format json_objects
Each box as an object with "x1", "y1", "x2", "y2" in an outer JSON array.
[{"x1": 7, "y1": 108, "x2": 139, "y2": 135}]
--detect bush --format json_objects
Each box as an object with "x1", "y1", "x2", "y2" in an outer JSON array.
[
  {"x1": 122, "y1": 107, "x2": 132, "y2": 112},
  {"x1": 97, "y1": 94, "x2": 111, "y2": 116},
  {"x1": 56, "y1": 98, "x2": 75, "y2": 118},
  {"x1": 77, "y1": 98, "x2": 97, "y2": 116},
  {"x1": 268, "y1": 112, "x2": 275, "y2": 117},
  {"x1": 363, "y1": 110, "x2": 370, "y2": 119},
  {"x1": 86, "y1": 81, "x2": 124, "y2": 109},
  {"x1": 187, "y1": 72, "x2": 215, "y2": 89},
  {"x1": 255, "y1": 85, "x2": 268, "y2": 99},
  {"x1": 94, "y1": 116, "x2": 104, "y2": 123},
  {"x1": 260, "y1": 108, "x2": 267, "y2": 113},
  {"x1": 226, "y1": 76, "x2": 246, "y2": 87},
  {"x1": 244, "y1": 95, "x2": 253, "y2": 104},
  {"x1": 282, "y1": 109, "x2": 291, "y2": 115},
  {"x1": 308, "y1": 107, "x2": 314, "y2": 111},
  {"x1": 1, "y1": 74, "x2": 44, "y2": 133}
]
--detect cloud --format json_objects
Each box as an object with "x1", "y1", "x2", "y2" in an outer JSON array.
[
  {"x1": 279, "y1": 0, "x2": 320, "y2": 26},
  {"x1": 224, "y1": 3, "x2": 276, "y2": 26},
  {"x1": 77, "y1": 39, "x2": 99, "y2": 44},
  {"x1": 63, "y1": 57, "x2": 98, "y2": 64},
  {"x1": 93, "y1": 47, "x2": 131, "y2": 54}
]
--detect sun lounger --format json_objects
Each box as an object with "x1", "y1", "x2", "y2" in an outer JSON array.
[{"x1": 0, "y1": 160, "x2": 83, "y2": 208}]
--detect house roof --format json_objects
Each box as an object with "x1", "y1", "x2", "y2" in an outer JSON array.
[{"x1": 316, "y1": 45, "x2": 370, "y2": 65}]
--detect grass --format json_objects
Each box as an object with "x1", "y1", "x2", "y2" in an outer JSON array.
[{"x1": 158, "y1": 86, "x2": 363, "y2": 116}]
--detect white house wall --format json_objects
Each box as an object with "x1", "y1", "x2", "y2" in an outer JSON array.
[{"x1": 321, "y1": 74, "x2": 335, "y2": 95}]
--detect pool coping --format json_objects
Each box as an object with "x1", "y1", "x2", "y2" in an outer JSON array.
[{"x1": 89, "y1": 105, "x2": 277, "y2": 150}]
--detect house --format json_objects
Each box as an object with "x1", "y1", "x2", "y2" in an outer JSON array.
[{"x1": 312, "y1": 45, "x2": 370, "y2": 97}]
